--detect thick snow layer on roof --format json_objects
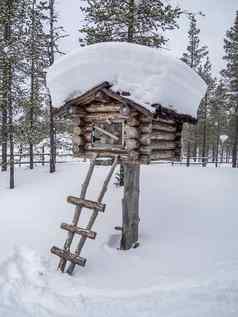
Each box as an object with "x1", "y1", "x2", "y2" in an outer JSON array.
[{"x1": 47, "y1": 42, "x2": 207, "y2": 117}]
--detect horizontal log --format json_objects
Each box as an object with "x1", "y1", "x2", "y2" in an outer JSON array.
[
  {"x1": 126, "y1": 139, "x2": 140, "y2": 150},
  {"x1": 72, "y1": 135, "x2": 85, "y2": 146},
  {"x1": 72, "y1": 107, "x2": 87, "y2": 116},
  {"x1": 85, "y1": 144, "x2": 127, "y2": 154},
  {"x1": 139, "y1": 146, "x2": 151, "y2": 155},
  {"x1": 78, "y1": 151, "x2": 126, "y2": 161},
  {"x1": 84, "y1": 113, "x2": 127, "y2": 122},
  {"x1": 151, "y1": 151, "x2": 176, "y2": 160},
  {"x1": 128, "y1": 150, "x2": 140, "y2": 161},
  {"x1": 140, "y1": 142, "x2": 176, "y2": 153},
  {"x1": 140, "y1": 122, "x2": 152, "y2": 133},
  {"x1": 61, "y1": 223, "x2": 97, "y2": 240},
  {"x1": 151, "y1": 132, "x2": 176, "y2": 141},
  {"x1": 152, "y1": 123, "x2": 177, "y2": 133},
  {"x1": 86, "y1": 103, "x2": 120, "y2": 113},
  {"x1": 140, "y1": 134, "x2": 151, "y2": 146},
  {"x1": 140, "y1": 116, "x2": 152, "y2": 124},
  {"x1": 153, "y1": 116, "x2": 176, "y2": 125},
  {"x1": 125, "y1": 126, "x2": 139, "y2": 139},
  {"x1": 150, "y1": 140, "x2": 176, "y2": 150},
  {"x1": 51, "y1": 246, "x2": 87, "y2": 267},
  {"x1": 67, "y1": 196, "x2": 106, "y2": 212},
  {"x1": 139, "y1": 155, "x2": 150, "y2": 164}
]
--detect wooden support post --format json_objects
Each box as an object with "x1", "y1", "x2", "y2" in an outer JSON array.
[{"x1": 120, "y1": 163, "x2": 140, "y2": 250}]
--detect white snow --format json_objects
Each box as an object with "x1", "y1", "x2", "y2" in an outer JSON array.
[
  {"x1": 0, "y1": 163, "x2": 238, "y2": 316},
  {"x1": 47, "y1": 42, "x2": 207, "y2": 117}
]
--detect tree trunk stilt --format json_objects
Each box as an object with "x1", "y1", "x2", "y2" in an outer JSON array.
[{"x1": 120, "y1": 163, "x2": 140, "y2": 250}]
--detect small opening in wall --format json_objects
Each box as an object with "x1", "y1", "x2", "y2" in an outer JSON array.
[{"x1": 92, "y1": 121, "x2": 125, "y2": 148}]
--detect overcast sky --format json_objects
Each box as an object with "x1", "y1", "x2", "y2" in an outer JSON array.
[{"x1": 56, "y1": 0, "x2": 238, "y2": 76}]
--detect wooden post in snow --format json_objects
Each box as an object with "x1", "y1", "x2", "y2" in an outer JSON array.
[{"x1": 120, "y1": 163, "x2": 140, "y2": 250}]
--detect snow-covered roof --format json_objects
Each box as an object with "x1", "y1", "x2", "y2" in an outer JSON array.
[{"x1": 47, "y1": 42, "x2": 207, "y2": 118}]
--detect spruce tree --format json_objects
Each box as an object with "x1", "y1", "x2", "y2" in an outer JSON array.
[
  {"x1": 223, "y1": 11, "x2": 238, "y2": 167},
  {"x1": 79, "y1": 0, "x2": 181, "y2": 47}
]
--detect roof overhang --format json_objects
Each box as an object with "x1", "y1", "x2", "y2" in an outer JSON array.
[{"x1": 53, "y1": 81, "x2": 197, "y2": 124}]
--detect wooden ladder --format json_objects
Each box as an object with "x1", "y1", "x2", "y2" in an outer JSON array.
[{"x1": 51, "y1": 155, "x2": 118, "y2": 274}]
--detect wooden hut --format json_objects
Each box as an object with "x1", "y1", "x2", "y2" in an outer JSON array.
[
  {"x1": 56, "y1": 81, "x2": 196, "y2": 164},
  {"x1": 48, "y1": 42, "x2": 206, "y2": 274}
]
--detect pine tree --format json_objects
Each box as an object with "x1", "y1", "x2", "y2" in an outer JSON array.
[
  {"x1": 209, "y1": 81, "x2": 229, "y2": 167},
  {"x1": 0, "y1": 0, "x2": 28, "y2": 185},
  {"x1": 181, "y1": 13, "x2": 208, "y2": 162},
  {"x1": 0, "y1": 0, "x2": 11, "y2": 172},
  {"x1": 182, "y1": 14, "x2": 208, "y2": 70},
  {"x1": 79, "y1": 0, "x2": 181, "y2": 47},
  {"x1": 48, "y1": 0, "x2": 56, "y2": 173},
  {"x1": 223, "y1": 11, "x2": 238, "y2": 167},
  {"x1": 197, "y1": 56, "x2": 213, "y2": 166},
  {"x1": 38, "y1": 0, "x2": 67, "y2": 173},
  {"x1": 21, "y1": 0, "x2": 50, "y2": 170}
]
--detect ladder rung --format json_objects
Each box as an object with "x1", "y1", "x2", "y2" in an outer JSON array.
[
  {"x1": 51, "y1": 246, "x2": 87, "y2": 267},
  {"x1": 61, "y1": 223, "x2": 97, "y2": 240},
  {"x1": 67, "y1": 196, "x2": 106, "y2": 212}
]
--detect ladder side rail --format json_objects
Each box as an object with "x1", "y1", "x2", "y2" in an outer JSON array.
[
  {"x1": 67, "y1": 156, "x2": 119, "y2": 274},
  {"x1": 58, "y1": 155, "x2": 97, "y2": 272}
]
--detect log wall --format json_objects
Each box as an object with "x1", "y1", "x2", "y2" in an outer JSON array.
[{"x1": 71, "y1": 89, "x2": 183, "y2": 163}]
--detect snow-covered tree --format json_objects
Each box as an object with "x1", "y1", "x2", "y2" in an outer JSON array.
[
  {"x1": 197, "y1": 56, "x2": 213, "y2": 166},
  {"x1": 42, "y1": 0, "x2": 67, "y2": 173},
  {"x1": 18, "y1": 0, "x2": 49, "y2": 169},
  {"x1": 208, "y1": 81, "x2": 230, "y2": 166},
  {"x1": 0, "y1": 0, "x2": 29, "y2": 185},
  {"x1": 222, "y1": 11, "x2": 238, "y2": 167},
  {"x1": 79, "y1": 0, "x2": 181, "y2": 47},
  {"x1": 181, "y1": 13, "x2": 209, "y2": 162}
]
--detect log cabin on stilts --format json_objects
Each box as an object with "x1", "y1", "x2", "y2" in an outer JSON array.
[{"x1": 47, "y1": 42, "x2": 207, "y2": 275}]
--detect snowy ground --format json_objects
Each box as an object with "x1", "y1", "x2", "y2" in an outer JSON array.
[{"x1": 0, "y1": 163, "x2": 238, "y2": 317}]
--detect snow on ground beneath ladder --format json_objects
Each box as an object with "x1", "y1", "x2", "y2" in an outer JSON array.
[
  {"x1": 0, "y1": 163, "x2": 238, "y2": 317},
  {"x1": 47, "y1": 42, "x2": 207, "y2": 118}
]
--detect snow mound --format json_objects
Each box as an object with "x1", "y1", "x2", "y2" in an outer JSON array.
[{"x1": 47, "y1": 42, "x2": 207, "y2": 117}]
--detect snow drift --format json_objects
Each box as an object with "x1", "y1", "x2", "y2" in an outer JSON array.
[
  {"x1": 47, "y1": 42, "x2": 207, "y2": 117},
  {"x1": 1, "y1": 164, "x2": 238, "y2": 316}
]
